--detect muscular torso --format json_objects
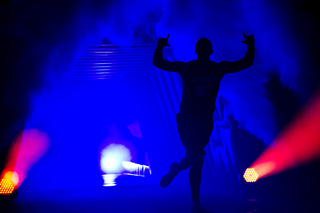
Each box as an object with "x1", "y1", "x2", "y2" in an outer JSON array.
[{"x1": 179, "y1": 60, "x2": 225, "y2": 119}]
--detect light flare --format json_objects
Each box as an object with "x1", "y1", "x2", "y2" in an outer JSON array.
[
  {"x1": 250, "y1": 87, "x2": 320, "y2": 180},
  {"x1": 0, "y1": 178, "x2": 15, "y2": 195},
  {"x1": 1, "y1": 129, "x2": 50, "y2": 187},
  {"x1": 243, "y1": 168, "x2": 259, "y2": 182},
  {"x1": 100, "y1": 143, "x2": 132, "y2": 173},
  {"x1": 122, "y1": 161, "x2": 151, "y2": 177}
]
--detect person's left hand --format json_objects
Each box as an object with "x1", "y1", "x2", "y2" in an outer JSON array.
[{"x1": 241, "y1": 32, "x2": 254, "y2": 46}]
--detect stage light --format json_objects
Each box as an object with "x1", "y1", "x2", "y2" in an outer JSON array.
[
  {"x1": 2, "y1": 129, "x2": 50, "y2": 188},
  {"x1": 101, "y1": 161, "x2": 151, "y2": 187},
  {"x1": 100, "y1": 124, "x2": 151, "y2": 187},
  {"x1": 100, "y1": 143, "x2": 132, "y2": 174},
  {"x1": 243, "y1": 168, "x2": 259, "y2": 182},
  {"x1": 122, "y1": 161, "x2": 151, "y2": 177},
  {"x1": 249, "y1": 87, "x2": 320, "y2": 180},
  {"x1": 0, "y1": 178, "x2": 15, "y2": 195},
  {"x1": 102, "y1": 174, "x2": 120, "y2": 187},
  {"x1": 3, "y1": 171, "x2": 19, "y2": 186},
  {"x1": 101, "y1": 154, "x2": 121, "y2": 173},
  {"x1": 0, "y1": 171, "x2": 19, "y2": 195},
  {"x1": 0, "y1": 170, "x2": 19, "y2": 203}
]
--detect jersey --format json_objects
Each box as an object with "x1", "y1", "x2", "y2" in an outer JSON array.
[{"x1": 178, "y1": 60, "x2": 225, "y2": 119}]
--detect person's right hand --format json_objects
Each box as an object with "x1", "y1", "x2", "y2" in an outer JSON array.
[{"x1": 157, "y1": 34, "x2": 170, "y2": 47}]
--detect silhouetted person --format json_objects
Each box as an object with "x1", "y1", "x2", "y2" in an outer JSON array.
[{"x1": 153, "y1": 32, "x2": 254, "y2": 213}]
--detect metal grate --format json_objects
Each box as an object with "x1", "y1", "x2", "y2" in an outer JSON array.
[{"x1": 64, "y1": 44, "x2": 155, "y2": 80}]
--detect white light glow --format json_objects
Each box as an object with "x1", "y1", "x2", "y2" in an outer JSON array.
[
  {"x1": 122, "y1": 161, "x2": 151, "y2": 177},
  {"x1": 102, "y1": 174, "x2": 120, "y2": 187},
  {"x1": 100, "y1": 144, "x2": 131, "y2": 173}
]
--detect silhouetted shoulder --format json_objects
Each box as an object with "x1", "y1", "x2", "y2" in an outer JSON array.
[
  {"x1": 186, "y1": 60, "x2": 196, "y2": 68},
  {"x1": 209, "y1": 60, "x2": 218, "y2": 67},
  {"x1": 216, "y1": 61, "x2": 240, "y2": 74},
  {"x1": 188, "y1": 60, "x2": 198, "y2": 64}
]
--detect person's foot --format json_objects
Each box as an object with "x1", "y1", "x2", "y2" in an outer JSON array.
[
  {"x1": 160, "y1": 162, "x2": 180, "y2": 188},
  {"x1": 191, "y1": 205, "x2": 214, "y2": 213}
]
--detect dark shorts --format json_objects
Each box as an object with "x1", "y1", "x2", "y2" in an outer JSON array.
[{"x1": 176, "y1": 113, "x2": 213, "y2": 157}]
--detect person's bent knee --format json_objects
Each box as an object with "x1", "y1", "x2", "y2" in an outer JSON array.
[
  {"x1": 180, "y1": 156, "x2": 192, "y2": 170},
  {"x1": 191, "y1": 155, "x2": 203, "y2": 165}
]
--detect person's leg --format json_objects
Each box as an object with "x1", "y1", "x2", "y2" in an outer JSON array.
[
  {"x1": 160, "y1": 151, "x2": 192, "y2": 188},
  {"x1": 160, "y1": 113, "x2": 193, "y2": 188},
  {"x1": 178, "y1": 152, "x2": 192, "y2": 170},
  {"x1": 189, "y1": 154, "x2": 213, "y2": 212},
  {"x1": 189, "y1": 118, "x2": 213, "y2": 206},
  {"x1": 189, "y1": 155, "x2": 204, "y2": 208}
]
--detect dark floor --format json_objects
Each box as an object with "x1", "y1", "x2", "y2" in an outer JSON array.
[{"x1": 2, "y1": 179, "x2": 319, "y2": 213}]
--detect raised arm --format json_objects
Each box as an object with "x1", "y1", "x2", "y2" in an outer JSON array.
[
  {"x1": 153, "y1": 34, "x2": 187, "y2": 72},
  {"x1": 219, "y1": 32, "x2": 255, "y2": 73}
]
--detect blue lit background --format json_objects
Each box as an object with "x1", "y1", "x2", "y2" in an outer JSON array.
[{"x1": 0, "y1": 0, "x2": 319, "y2": 197}]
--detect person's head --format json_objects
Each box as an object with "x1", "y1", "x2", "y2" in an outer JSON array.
[{"x1": 195, "y1": 38, "x2": 213, "y2": 60}]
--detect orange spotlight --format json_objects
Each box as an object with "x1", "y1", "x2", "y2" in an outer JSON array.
[
  {"x1": 0, "y1": 178, "x2": 15, "y2": 195},
  {"x1": 1, "y1": 129, "x2": 50, "y2": 188},
  {"x1": 250, "y1": 87, "x2": 320, "y2": 180},
  {"x1": 243, "y1": 168, "x2": 259, "y2": 182},
  {"x1": 0, "y1": 171, "x2": 19, "y2": 202}
]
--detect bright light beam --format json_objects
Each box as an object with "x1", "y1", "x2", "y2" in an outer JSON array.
[
  {"x1": 100, "y1": 143, "x2": 132, "y2": 174},
  {"x1": 243, "y1": 168, "x2": 259, "y2": 182},
  {"x1": 1, "y1": 129, "x2": 50, "y2": 187},
  {"x1": 249, "y1": 87, "x2": 320, "y2": 180},
  {"x1": 122, "y1": 161, "x2": 151, "y2": 177}
]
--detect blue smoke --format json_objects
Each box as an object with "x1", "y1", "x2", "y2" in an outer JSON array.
[
  {"x1": 156, "y1": 0, "x2": 319, "y2": 144},
  {"x1": 1, "y1": 0, "x2": 319, "y2": 192}
]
